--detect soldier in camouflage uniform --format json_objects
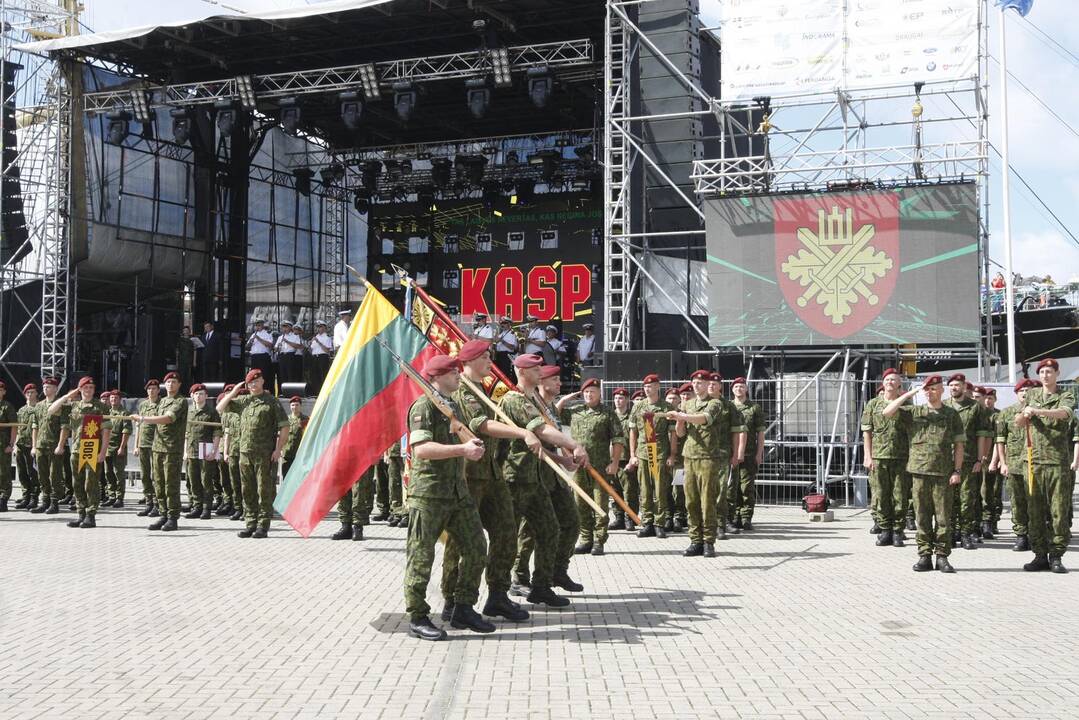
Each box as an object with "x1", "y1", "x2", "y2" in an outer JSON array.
[
  {"x1": 977, "y1": 386, "x2": 1003, "y2": 537},
  {"x1": 883, "y1": 375, "x2": 965, "y2": 573},
  {"x1": 1016, "y1": 358, "x2": 1076, "y2": 574},
  {"x1": 861, "y1": 368, "x2": 912, "y2": 547},
  {"x1": 103, "y1": 391, "x2": 132, "y2": 508},
  {"x1": 627, "y1": 373, "x2": 678, "y2": 538},
  {"x1": 219, "y1": 384, "x2": 246, "y2": 521},
  {"x1": 730, "y1": 376, "x2": 765, "y2": 532},
  {"x1": 671, "y1": 370, "x2": 745, "y2": 557},
  {"x1": 134, "y1": 372, "x2": 188, "y2": 531},
  {"x1": 556, "y1": 377, "x2": 624, "y2": 556},
  {"x1": 333, "y1": 466, "x2": 375, "y2": 541},
  {"x1": 281, "y1": 396, "x2": 306, "y2": 481},
  {"x1": 403, "y1": 354, "x2": 492, "y2": 641},
  {"x1": 440, "y1": 340, "x2": 539, "y2": 623},
  {"x1": 608, "y1": 388, "x2": 637, "y2": 531},
  {"x1": 992, "y1": 379, "x2": 1034, "y2": 551},
  {"x1": 134, "y1": 380, "x2": 160, "y2": 517},
  {"x1": 183, "y1": 384, "x2": 221, "y2": 520},
  {"x1": 665, "y1": 386, "x2": 687, "y2": 532},
  {"x1": 49, "y1": 377, "x2": 113, "y2": 528},
  {"x1": 29, "y1": 377, "x2": 66, "y2": 515},
  {"x1": 943, "y1": 374, "x2": 993, "y2": 550},
  {"x1": 385, "y1": 440, "x2": 407, "y2": 527},
  {"x1": 0, "y1": 381, "x2": 17, "y2": 512},
  {"x1": 14, "y1": 384, "x2": 39, "y2": 509},
  {"x1": 217, "y1": 369, "x2": 289, "y2": 539}
]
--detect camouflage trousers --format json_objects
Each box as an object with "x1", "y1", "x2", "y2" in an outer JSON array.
[
  {"x1": 668, "y1": 467, "x2": 687, "y2": 525},
  {"x1": 218, "y1": 459, "x2": 233, "y2": 504},
  {"x1": 869, "y1": 459, "x2": 910, "y2": 532},
  {"x1": 387, "y1": 457, "x2": 405, "y2": 517},
  {"x1": 69, "y1": 454, "x2": 103, "y2": 515},
  {"x1": 949, "y1": 464, "x2": 979, "y2": 535},
  {"x1": 185, "y1": 457, "x2": 217, "y2": 508},
  {"x1": 639, "y1": 460, "x2": 672, "y2": 527},
  {"x1": 728, "y1": 459, "x2": 759, "y2": 523},
  {"x1": 913, "y1": 474, "x2": 955, "y2": 558},
  {"x1": 228, "y1": 455, "x2": 243, "y2": 512},
  {"x1": 1028, "y1": 464, "x2": 1071, "y2": 557},
  {"x1": 981, "y1": 471, "x2": 1003, "y2": 522},
  {"x1": 442, "y1": 476, "x2": 516, "y2": 598},
  {"x1": 153, "y1": 451, "x2": 184, "y2": 520},
  {"x1": 338, "y1": 466, "x2": 374, "y2": 526},
  {"x1": 575, "y1": 466, "x2": 612, "y2": 545},
  {"x1": 0, "y1": 448, "x2": 12, "y2": 499},
  {"x1": 15, "y1": 446, "x2": 37, "y2": 498},
  {"x1": 373, "y1": 460, "x2": 391, "y2": 516},
  {"x1": 515, "y1": 475, "x2": 577, "y2": 582},
  {"x1": 240, "y1": 452, "x2": 276, "y2": 529},
  {"x1": 136, "y1": 448, "x2": 155, "y2": 500},
  {"x1": 404, "y1": 495, "x2": 486, "y2": 619},
  {"x1": 34, "y1": 451, "x2": 61, "y2": 501},
  {"x1": 104, "y1": 453, "x2": 127, "y2": 501},
  {"x1": 685, "y1": 457, "x2": 722, "y2": 544},
  {"x1": 1006, "y1": 472, "x2": 1028, "y2": 537},
  {"x1": 610, "y1": 464, "x2": 639, "y2": 522},
  {"x1": 507, "y1": 481, "x2": 558, "y2": 588},
  {"x1": 712, "y1": 463, "x2": 733, "y2": 527}
]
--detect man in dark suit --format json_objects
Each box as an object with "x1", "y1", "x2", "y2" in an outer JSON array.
[{"x1": 202, "y1": 321, "x2": 226, "y2": 382}]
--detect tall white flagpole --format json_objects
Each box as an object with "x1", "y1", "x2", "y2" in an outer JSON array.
[{"x1": 998, "y1": 7, "x2": 1018, "y2": 383}]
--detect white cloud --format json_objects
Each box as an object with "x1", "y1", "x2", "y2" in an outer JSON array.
[{"x1": 994, "y1": 229, "x2": 1079, "y2": 284}]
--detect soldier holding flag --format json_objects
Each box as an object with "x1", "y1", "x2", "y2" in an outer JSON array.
[
  {"x1": 48, "y1": 377, "x2": 112, "y2": 529},
  {"x1": 626, "y1": 374, "x2": 677, "y2": 539}
]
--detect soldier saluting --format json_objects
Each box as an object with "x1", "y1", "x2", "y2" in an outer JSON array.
[
  {"x1": 861, "y1": 368, "x2": 911, "y2": 548},
  {"x1": 49, "y1": 377, "x2": 113, "y2": 529},
  {"x1": 132, "y1": 371, "x2": 187, "y2": 532}
]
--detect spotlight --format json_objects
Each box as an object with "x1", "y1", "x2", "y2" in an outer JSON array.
[
  {"x1": 400, "y1": 159, "x2": 413, "y2": 175},
  {"x1": 529, "y1": 149, "x2": 562, "y2": 183},
  {"x1": 169, "y1": 108, "x2": 191, "y2": 145},
  {"x1": 293, "y1": 168, "x2": 313, "y2": 197},
  {"x1": 383, "y1": 160, "x2": 403, "y2": 182},
  {"x1": 353, "y1": 188, "x2": 372, "y2": 213},
  {"x1": 481, "y1": 182, "x2": 502, "y2": 211},
  {"x1": 456, "y1": 154, "x2": 487, "y2": 186},
  {"x1": 215, "y1": 100, "x2": 238, "y2": 135},
  {"x1": 417, "y1": 184, "x2": 436, "y2": 211},
  {"x1": 279, "y1": 97, "x2": 300, "y2": 135},
  {"x1": 235, "y1": 75, "x2": 257, "y2": 109},
  {"x1": 105, "y1": 110, "x2": 130, "y2": 146},
  {"x1": 504, "y1": 150, "x2": 519, "y2": 168},
  {"x1": 430, "y1": 158, "x2": 452, "y2": 189},
  {"x1": 393, "y1": 82, "x2": 416, "y2": 122},
  {"x1": 527, "y1": 66, "x2": 552, "y2": 108},
  {"x1": 514, "y1": 178, "x2": 535, "y2": 205},
  {"x1": 320, "y1": 163, "x2": 344, "y2": 187},
  {"x1": 339, "y1": 91, "x2": 362, "y2": 129},
  {"x1": 490, "y1": 46, "x2": 512, "y2": 87},
  {"x1": 362, "y1": 160, "x2": 382, "y2": 192},
  {"x1": 465, "y1": 78, "x2": 490, "y2": 119},
  {"x1": 129, "y1": 88, "x2": 152, "y2": 124},
  {"x1": 359, "y1": 63, "x2": 381, "y2": 99}
]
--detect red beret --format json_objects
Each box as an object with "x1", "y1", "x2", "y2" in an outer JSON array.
[
  {"x1": 77, "y1": 376, "x2": 95, "y2": 388},
  {"x1": 244, "y1": 369, "x2": 262, "y2": 383},
  {"x1": 631, "y1": 390, "x2": 645, "y2": 400},
  {"x1": 457, "y1": 339, "x2": 491, "y2": 363},
  {"x1": 423, "y1": 354, "x2": 461, "y2": 380},
  {"x1": 222, "y1": 384, "x2": 234, "y2": 392},
  {"x1": 689, "y1": 370, "x2": 710, "y2": 381},
  {"x1": 580, "y1": 378, "x2": 600, "y2": 391},
  {"x1": 513, "y1": 353, "x2": 544, "y2": 369},
  {"x1": 984, "y1": 387, "x2": 996, "y2": 397},
  {"x1": 539, "y1": 365, "x2": 561, "y2": 379},
  {"x1": 289, "y1": 395, "x2": 302, "y2": 403},
  {"x1": 665, "y1": 386, "x2": 679, "y2": 396},
  {"x1": 144, "y1": 379, "x2": 160, "y2": 389},
  {"x1": 923, "y1": 375, "x2": 943, "y2": 388},
  {"x1": 163, "y1": 371, "x2": 179, "y2": 382},
  {"x1": 881, "y1": 367, "x2": 900, "y2": 380},
  {"x1": 709, "y1": 372, "x2": 723, "y2": 383},
  {"x1": 22, "y1": 383, "x2": 36, "y2": 394},
  {"x1": 99, "y1": 391, "x2": 111, "y2": 399},
  {"x1": 42, "y1": 377, "x2": 59, "y2": 386},
  {"x1": 965, "y1": 382, "x2": 974, "y2": 391},
  {"x1": 612, "y1": 387, "x2": 628, "y2": 397},
  {"x1": 642, "y1": 373, "x2": 660, "y2": 385},
  {"x1": 189, "y1": 384, "x2": 206, "y2": 393},
  {"x1": 1014, "y1": 379, "x2": 1037, "y2": 392},
  {"x1": 732, "y1": 376, "x2": 747, "y2": 386},
  {"x1": 1036, "y1": 358, "x2": 1059, "y2": 371},
  {"x1": 947, "y1": 373, "x2": 965, "y2": 384},
  {"x1": 1032, "y1": 380, "x2": 1043, "y2": 387},
  {"x1": 679, "y1": 383, "x2": 693, "y2": 394}
]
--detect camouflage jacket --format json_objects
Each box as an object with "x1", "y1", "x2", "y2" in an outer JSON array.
[
  {"x1": 562, "y1": 402, "x2": 625, "y2": 470},
  {"x1": 1024, "y1": 386, "x2": 1078, "y2": 466},
  {"x1": 106, "y1": 407, "x2": 132, "y2": 456},
  {"x1": 628, "y1": 398, "x2": 676, "y2": 459},
  {"x1": 15, "y1": 402, "x2": 37, "y2": 447},
  {"x1": 136, "y1": 399, "x2": 158, "y2": 448},
  {"x1": 497, "y1": 390, "x2": 548, "y2": 485},
  {"x1": 31, "y1": 401, "x2": 68, "y2": 450},
  {"x1": 67, "y1": 399, "x2": 113, "y2": 451},
  {"x1": 185, "y1": 403, "x2": 222, "y2": 457},
  {"x1": 0, "y1": 400, "x2": 17, "y2": 446},
  {"x1": 221, "y1": 408, "x2": 242, "y2": 460},
  {"x1": 681, "y1": 396, "x2": 745, "y2": 459},
  {"x1": 994, "y1": 403, "x2": 1028, "y2": 474},
  {"x1": 860, "y1": 395, "x2": 910, "y2": 460},
  {"x1": 453, "y1": 383, "x2": 501, "y2": 482},
  {"x1": 734, "y1": 399, "x2": 765, "y2": 457},
  {"x1": 231, "y1": 393, "x2": 288, "y2": 455},
  {"x1": 899, "y1": 404, "x2": 965, "y2": 477},
  {"x1": 151, "y1": 395, "x2": 188, "y2": 455},
  {"x1": 944, "y1": 397, "x2": 994, "y2": 465},
  {"x1": 406, "y1": 394, "x2": 470, "y2": 500},
  {"x1": 283, "y1": 412, "x2": 307, "y2": 460}
]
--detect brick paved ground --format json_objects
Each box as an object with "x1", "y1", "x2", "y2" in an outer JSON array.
[{"x1": 1, "y1": 499, "x2": 1075, "y2": 720}]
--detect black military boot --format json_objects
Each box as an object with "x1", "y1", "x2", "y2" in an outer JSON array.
[
  {"x1": 961, "y1": 534, "x2": 976, "y2": 551},
  {"x1": 60, "y1": 494, "x2": 73, "y2": 505},
  {"x1": 388, "y1": 515, "x2": 401, "y2": 527},
  {"x1": 161, "y1": 518, "x2": 179, "y2": 532},
  {"x1": 718, "y1": 524, "x2": 728, "y2": 541},
  {"x1": 906, "y1": 516, "x2": 916, "y2": 532},
  {"x1": 526, "y1": 585, "x2": 570, "y2": 607},
  {"x1": 237, "y1": 526, "x2": 256, "y2": 538},
  {"x1": 742, "y1": 519, "x2": 753, "y2": 532},
  {"x1": 27, "y1": 496, "x2": 39, "y2": 510},
  {"x1": 15, "y1": 496, "x2": 29, "y2": 509},
  {"x1": 113, "y1": 498, "x2": 124, "y2": 509},
  {"x1": 331, "y1": 523, "x2": 352, "y2": 540},
  {"x1": 137, "y1": 502, "x2": 154, "y2": 517},
  {"x1": 981, "y1": 521, "x2": 994, "y2": 539},
  {"x1": 31, "y1": 498, "x2": 50, "y2": 514},
  {"x1": 672, "y1": 517, "x2": 686, "y2": 532},
  {"x1": 252, "y1": 526, "x2": 268, "y2": 539},
  {"x1": 1049, "y1": 555, "x2": 1068, "y2": 574},
  {"x1": 80, "y1": 513, "x2": 96, "y2": 529},
  {"x1": 892, "y1": 530, "x2": 905, "y2": 548},
  {"x1": 440, "y1": 602, "x2": 454, "y2": 622},
  {"x1": 1013, "y1": 535, "x2": 1030, "y2": 552},
  {"x1": 608, "y1": 516, "x2": 623, "y2": 531},
  {"x1": 229, "y1": 508, "x2": 243, "y2": 521},
  {"x1": 450, "y1": 604, "x2": 496, "y2": 633},
  {"x1": 183, "y1": 505, "x2": 202, "y2": 520},
  {"x1": 875, "y1": 530, "x2": 893, "y2": 547},
  {"x1": 1024, "y1": 554, "x2": 1050, "y2": 572},
  {"x1": 655, "y1": 525, "x2": 668, "y2": 539},
  {"x1": 509, "y1": 580, "x2": 531, "y2": 598},
  {"x1": 351, "y1": 524, "x2": 365, "y2": 541},
  {"x1": 624, "y1": 517, "x2": 636, "y2": 532},
  {"x1": 482, "y1": 591, "x2": 529, "y2": 622},
  {"x1": 663, "y1": 518, "x2": 674, "y2": 532},
  {"x1": 372, "y1": 509, "x2": 391, "y2": 522},
  {"x1": 703, "y1": 543, "x2": 717, "y2": 558},
  {"x1": 732, "y1": 517, "x2": 743, "y2": 531},
  {"x1": 683, "y1": 543, "x2": 704, "y2": 557},
  {"x1": 552, "y1": 572, "x2": 584, "y2": 592},
  {"x1": 935, "y1": 555, "x2": 955, "y2": 573},
  {"x1": 148, "y1": 517, "x2": 168, "y2": 531},
  {"x1": 952, "y1": 530, "x2": 962, "y2": 547},
  {"x1": 591, "y1": 543, "x2": 605, "y2": 556},
  {"x1": 913, "y1": 555, "x2": 933, "y2": 572},
  {"x1": 637, "y1": 524, "x2": 656, "y2": 538},
  {"x1": 200, "y1": 505, "x2": 212, "y2": 520},
  {"x1": 67, "y1": 511, "x2": 85, "y2": 528},
  {"x1": 869, "y1": 521, "x2": 881, "y2": 534},
  {"x1": 215, "y1": 502, "x2": 233, "y2": 516},
  {"x1": 397, "y1": 515, "x2": 409, "y2": 529},
  {"x1": 408, "y1": 616, "x2": 447, "y2": 641},
  {"x1": 0, "y1": 497, "x2": 8, "y2": 512},
  {"x1": 574, "y1": 542, "x2": 593, "y2": 555}
]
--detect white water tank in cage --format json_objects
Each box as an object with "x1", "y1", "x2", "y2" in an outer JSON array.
[{"x1": 775, "y1": 372, "x2": 858, "y2": 437}]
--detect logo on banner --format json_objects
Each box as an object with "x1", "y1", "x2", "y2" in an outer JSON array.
[
  {"x1": 78, "y1": 414, "x2": 103, "y2": 471},
  {"x1": 775, "y1": 193, "x2": 899, "y2": 338}
]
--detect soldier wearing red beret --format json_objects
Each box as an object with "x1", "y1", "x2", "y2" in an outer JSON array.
[
  {"x1": 132, "y1": 372, "x2": 188, "y2": 531},
  {"x1": 0, "y1": 380, "x2": 16, "y2": 512},
  {"x1": 183, "y1": 383, "x2": 221, "y2": 521},
  {"x1": 133, "y1": 379, "x2": 162, "y2": 517},
  {"x1": 861, "y1": 368, "x2": 913, "y2": 547},
  {"x1": 102, "y1": 389, "x2": 132, "y2": 509},
  {"x1": 626, "y1": 374, "x2": 678, "y2": 539},
  {"x1": 281, "y1": 396, "x2": 307, "y2": 484},
  {"x1": 945, "y1": 374, "x2": 994, "y2": 550},
  {"x1": 47, "y1": 376, "x2": 113, "y2": 528},
  {"x1": 729, "y1": 376, "x2": 765, "y2": 533},
  {"x1": 977, "y1": 387, "x2": 1003, "y2": 538},
  {"x1": 993, "y1": 379, "x2": 1038, "y2": 552},
  {"x1": 609, "y1": 387, "x2": 638, "y2": 530},
  {"x1": 13, "y1": 383, "x2": 40, "y2": 510}
]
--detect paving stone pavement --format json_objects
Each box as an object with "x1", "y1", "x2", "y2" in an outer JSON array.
[{"x1": 1, "y1": 500, "x2": 1076, "y2": 720}]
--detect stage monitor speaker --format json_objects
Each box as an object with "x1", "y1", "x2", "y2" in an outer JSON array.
[{"x1": 603, "y1": 350, "x2": 693, "y2": 383}]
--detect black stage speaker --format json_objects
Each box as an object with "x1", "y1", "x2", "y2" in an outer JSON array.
[
  {"x1": 603, "y1": 350, "x2": 694, "y2": 383},
  {"x1": 1, "y1": 61, "x2": 29, "y2": 267}
]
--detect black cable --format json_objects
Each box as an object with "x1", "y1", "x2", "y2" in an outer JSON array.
[
  {"x1": 1020, "y1": 15, "x2": 1079, "y2": 68},
  {"x1": 987, "y1": 55, "x2": 1079, "y2": 143}
]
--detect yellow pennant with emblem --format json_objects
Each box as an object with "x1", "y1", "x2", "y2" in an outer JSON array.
[
  {"x1": 642, "y1": 411, "x2": 661, "y2": 484},
  {"x1": 78, "y1": 414, "x2": 103, "y2": 472}
]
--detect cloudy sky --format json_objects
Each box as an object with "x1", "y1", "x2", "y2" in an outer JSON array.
[{"x1": 83, "y1": 0, "x2": 1079, "y2": 282}]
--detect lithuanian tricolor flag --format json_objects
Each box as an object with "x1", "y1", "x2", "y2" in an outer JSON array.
[{"x1": 274, "y1": 285, "x2": 438, "y2": 537}]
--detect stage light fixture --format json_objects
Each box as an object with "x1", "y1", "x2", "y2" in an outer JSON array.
[
  {"x1": 383, "y1": 159, "x2": 403, "y2": 182},
  {"x1": 293, "y1": 168, "x2": 313, "y2": 197},
  {"x1": 527, "y1": 66, "x2": 551, "y2": 108},
  {"x1": 399, "y1": 159, "x2": 413, "y2": 175},
  {"x1": 359, "y1": 64, "x2": 381, "y2": 99},
  {"x1": 465, "y1": 78, "x2": 490, "y2": 119},
  {"x1": 105, "y1": 110, "x2": 130, "y2": 146},
  {"x1": 362, "y1": 160, "x2": 382, "y2": 192},
  {"x1": 490, "y1": 46, "x2": 512, "y2": 87},
  {"x1": 529, "y1": 149, "x2": 562, "y2": 183},
  {"x1": 339, "y1": 91, "x2": 362, "y2": 129},
  {"x1": 456, "y1": 154, "x2": 488, "y2": 186},
  {"x1": 235, "y1": 75, "x2": 257, "y2": 109},
  {"x1": 504, "y1": 150, "x2": 519, "y2": 168},
  {"x1": 393, "y1": 82, "x2": 416, "y2": 123},
  {"x1": 129, "y1": 89, "x2": 152, "y2": 124},
  {"x1": 169, "y1": 108, "x2": 191, "y2": 145},
  {"x1": 514, "y1": 178, "x2": 536, "y2": 205},
  {"x1": 279, "y1": 97, "x2": 301, "y2": 135},
  {"x1": 320, "y1": 163, "x2": 345, "y2": 187},
  {"x1": 481, "y1": 182, "x2": 502, "y2": 211},
  {"x1": 430, "y1": 158, "x2": 452, "y2": 189},
  {"x1": 417, "y1": 184, "x2": 436, "y2": 211},
  {"x1": 215, "y1": 100, "x2": 238, "y2": 135},
  {"x1": 353, "y1": 188, "x2": 372, "y2": 213}
]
